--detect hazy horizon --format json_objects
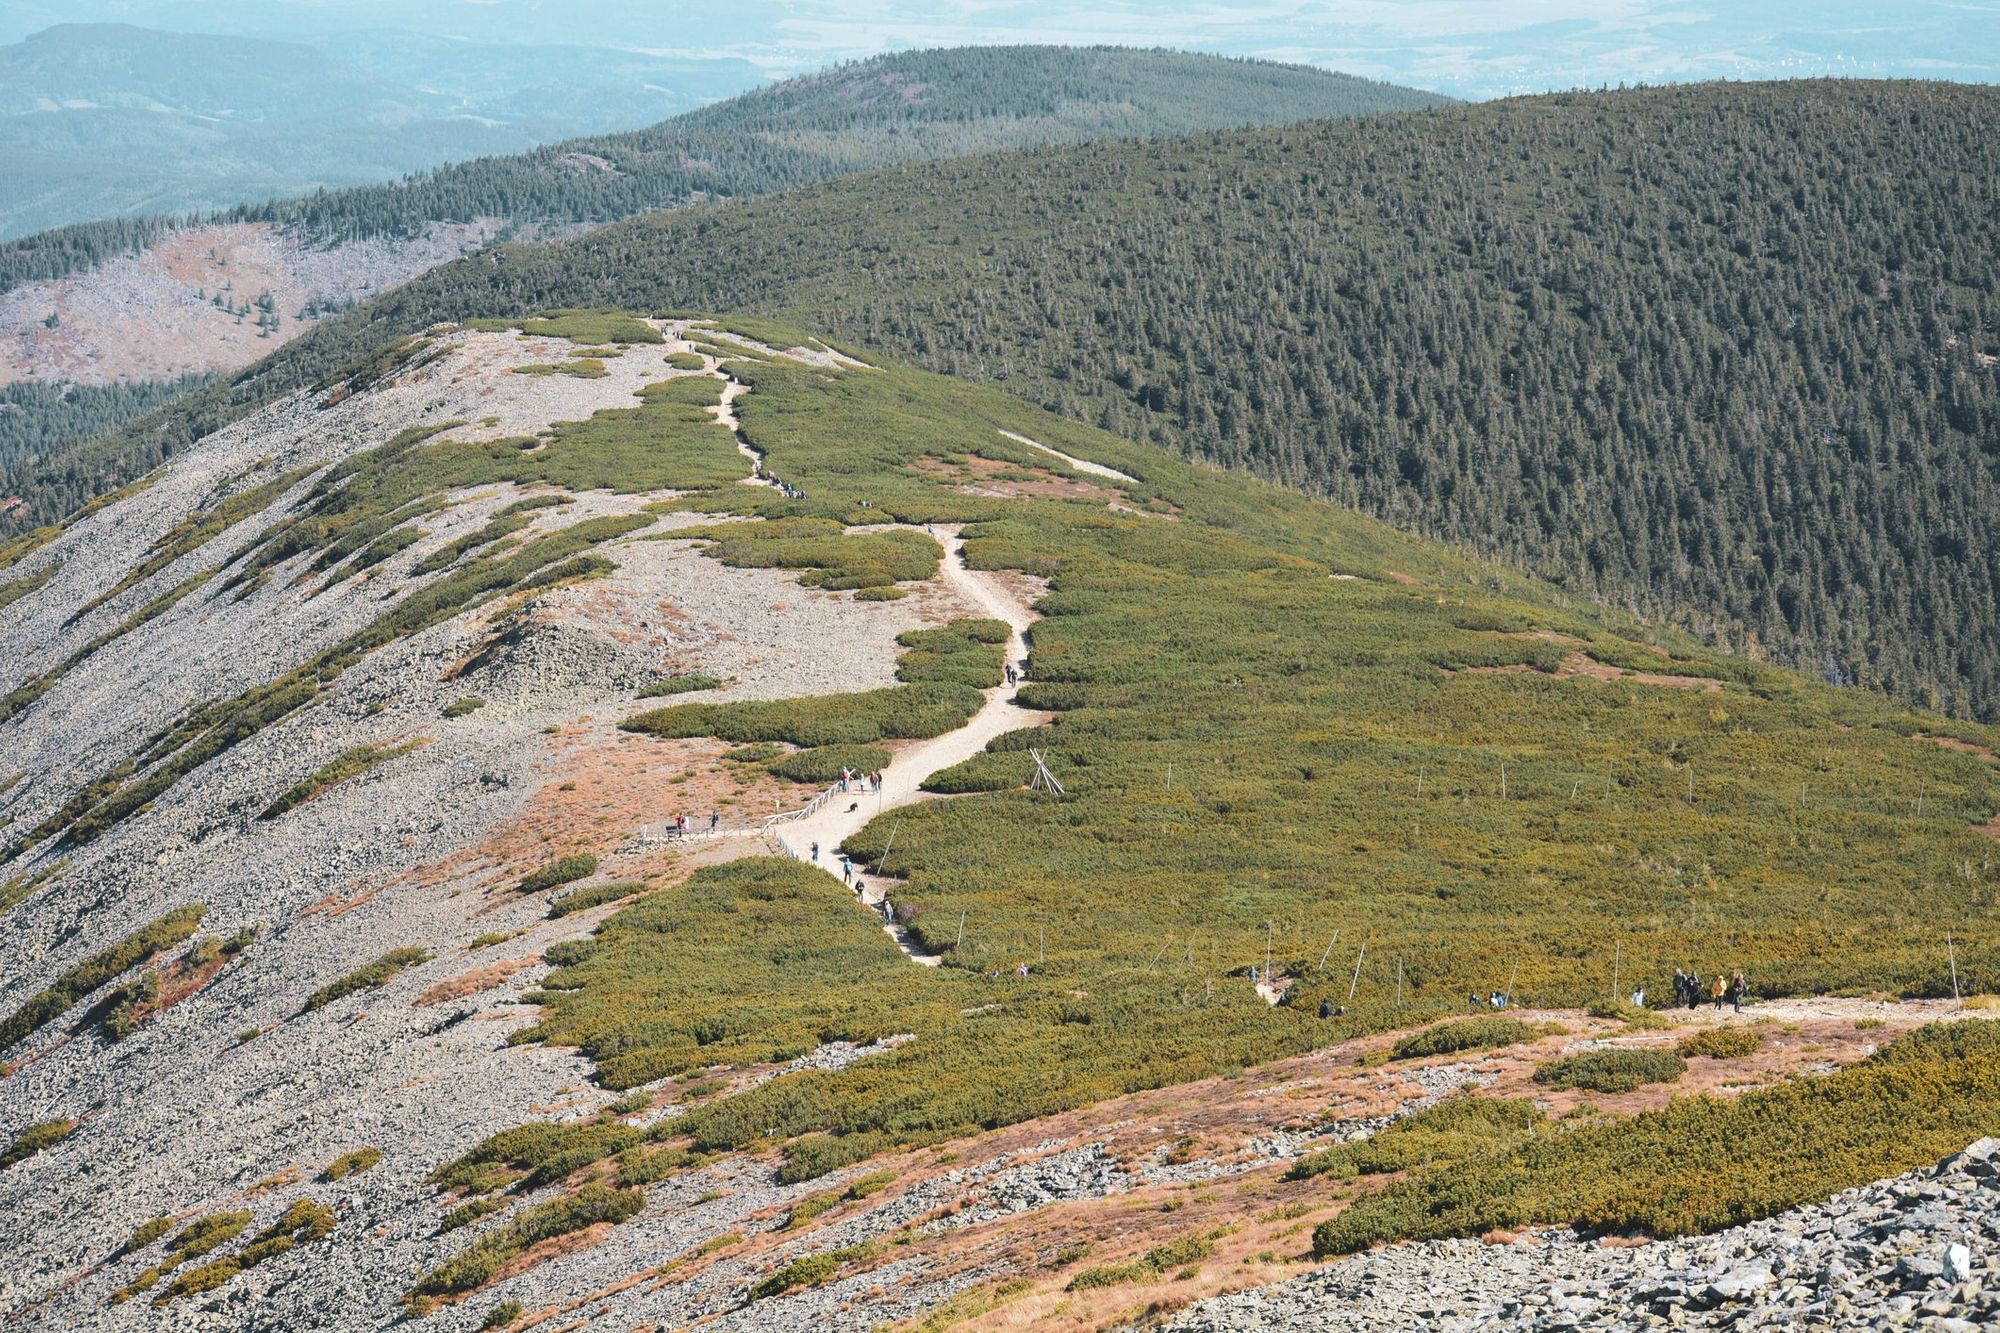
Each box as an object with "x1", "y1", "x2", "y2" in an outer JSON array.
[{"x1": 0, "y1": 1, "x2": 1991, "y2": 101}]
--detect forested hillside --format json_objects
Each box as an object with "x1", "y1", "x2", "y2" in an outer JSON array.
[
  {"x1": 0, "y1": 46, "x2": 1445, "y2": 293},
  {"x1": 93, "y1": 78, "x2": 1992, "y2": 718}
]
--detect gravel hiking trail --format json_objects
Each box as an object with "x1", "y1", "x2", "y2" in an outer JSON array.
[
  {"x1": 782, "y1": 523, "x2": 1045, "y2": 964},
  {"x1": 679, "y1": 331, "x2": 1048, "y2": 964},
  {"x1": 998, "y1": 427, "x2": 1138, "y2": 483}
]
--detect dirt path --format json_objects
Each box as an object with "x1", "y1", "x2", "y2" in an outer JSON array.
[
  {"x1": 673, "y1": 334, "x2": 1050, "y2": 964},
  {"x1": 998, "y1": 428, "x2": 1138, "y2": 484},
  {"x1": 781, "y1": 524, "x2": 1045, "y2": 964}
]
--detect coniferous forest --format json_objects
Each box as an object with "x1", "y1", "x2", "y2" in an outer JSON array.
[{"x1": 19, "y1": 79, "x2": 2000, "y2": 716}]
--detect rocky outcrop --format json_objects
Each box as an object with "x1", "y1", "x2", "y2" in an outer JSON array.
[{"x1": 1167, "y1": 1138, "x2": 2000, "y2": 1331}]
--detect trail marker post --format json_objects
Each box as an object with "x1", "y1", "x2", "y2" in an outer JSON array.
[
  {"x1": 1348, "y1": 941, "x2": 1366, "y2": 1002},
  {"x1": 1029, "y1": 748, "x2": 1066, "y2": 795},
  {"x1": 1316, "y1": 930, "x2": 1340, "y2": 973},
  {"x1": 1949, "y1": 929, "x2": 1962, "y2": 1004}
]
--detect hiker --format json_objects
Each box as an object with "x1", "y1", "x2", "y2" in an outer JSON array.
[
  {"x1": 1005, "y1": 664, "x2": 1017, "y2": 685},
  {"x1": 1320, "y1": 998, "x2": 1335, "y2": 1019},
  {"x1": 709, "y1": 811, "x2": 720, "y2": 833},
  {"x1": 1630, "y1": 986, "x2": 1645, "y2": 1008},
  {"x1": 1711, "y1": 973, "x2": 1727, "y2": 1010},
  {"x1": 1730, "y1": 971, "x2": 1747, "y2": 1013},
  {"x1": 675, "y1": 813, "x2": 687, "y2": 834},
  {"x1": 1468, "y1": 992, "x2": 1481, "y2": 1010},
  {"x1": 1016, "y1": 962, "x2": 1030, "y2": 977},
  {"x1": 810, "y1": 840, "x2": 819, "y2": 862},
  {"x1": 841, "y1": 855, "x2": 853, "y2": 885},
  {"x1": 1672, "y1": 969, "x2": 1687, "y2": 1007},
  {"x1": 1686, "y1": 971, "x2": 1702, "y2": 1009}
]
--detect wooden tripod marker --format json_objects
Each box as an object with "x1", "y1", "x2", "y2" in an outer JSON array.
[
  {"x1": 1028, "y1": 748, "x2": 1066, "y2": 795},
  {"x1": 1348, "y1": 940, "x2": 1366, "y2": 1002}
]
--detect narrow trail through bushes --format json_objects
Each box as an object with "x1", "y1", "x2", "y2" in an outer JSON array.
[{"x1": 686, "y1": 338, "x2": 1048, "y2": 964}]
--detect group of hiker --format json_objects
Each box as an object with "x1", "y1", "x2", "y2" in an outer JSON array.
[
  {"x1": 1673, "y1": 968, "x2": 1748, "y2": 1012},
  {"x1": 762, "y1": 468, "x2": 805, "y2": 500},
  {"x1": 837, "y1": 768, "x2": 882, "y2": 794},
  {"x1": 666, "y1": 811, "x2": 722, "y2": 836}
]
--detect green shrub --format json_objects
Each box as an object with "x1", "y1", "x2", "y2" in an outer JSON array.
[
  {"x1": 301, "y1": 948, "x2": 430, "y2": 1012},
  {"x1": 410, "y1": 1185, "x2": 643, "y2": 1299},
  {"x1": 767, "y1": 745, "x2": 892, "y2": 784},
  {"x1": 749, "y1": 1251, "x2": 841, "y2": 1300},
  {"x1": 126, "y1": 1216, "x2": 175, "y2": 1252},
  {"x1": 853, "y1": 585, "x2": 907, "y2": 601},
  {"x1": 320, "y1": 1146, "x2": 382, "y2": 1181},
  {"x1": 0, "y1": 905, "x2": 204, "y2": 1049},
  {"x1": 1678, "y1": 1027, "x2": 1762, "y2": 1059},
  {"x1": 665, "y1": 352, "x2": 707, "y2": 371},
  {"x1": 1287, "y1": 1097, "x2": 1542, "y2": 1182},
  {"x1": 845, "y1": 1169, "x2": 897, "y2": 1200},
  {"x1": 671, "y1": 516, "x2": 939, "y2": 591},
  {"x1": 722, "y1": 743, "x2": 783, "y2": 763},
  {"x1": 520, "y1": 854, "x2": 598, "y2": 894},
  {"x1": 548, "y1": 882, "x2": 648, "y2": 918},
  {"x1": 1066, "y1": 1232, "x2": 1217, "y2": 1290},
  {"x1": 785, "y1": 1191, "x2": 840, "y2": 1229},
  {"x1": 638, "y1": 673, "x2": 722, "y2": 698},
  {"x1": 1586, "y1": 998, "x2": 1666, "y2": 1029},
  {"x1": 262, "y1": 740, "x2": 420, "y2": 818},
  {"x1": 481, "y1": 1300, "x2": 525, "y2": 1330},
  {"x1": 442, "y1": 697, "x2": 486, "y2": 719},
  {"x1": 1317, "y1": 1023, "x2": 2000, "y2": 1254},
  {"x1": 0, "y1": 1117, "x2": 74, "y2": 1168},
  {"x1": 1533, "y1": 1048, "x2": 1687, "y2": 1094},
  {"x1": 1392, "y1": 1017, "x2": 1537, "y2": 1060},
  {"x1": 466, "y1": 309, "x2": 663, "y2": 344}
]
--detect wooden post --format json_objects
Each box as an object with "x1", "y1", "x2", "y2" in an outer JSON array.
[
  {"x1": 1500, "y1": 762, "x2": 1508, "y2": 801},
  {"x1": 1612, "y1": 940, "x2": 1621, "y2": 1002},
  {"x1": 1347, "y1": 941, "x2": 1366, "y2": 1002},
  {"x1": 879, "y1": 818, "x2": 901, "y2": 874},
  {"x1": 1505, "y1": 957, "x2": 1520, "y2": 1008},
  {"x1": 1416, "y1": 767, "x2": 1424, "y2": 798},
  {"x1": 1316, "y1": 930, "x2": 1340, "y2": 973},
  {"x1": 1166, "y1": 760, "x2": 1173, "y2": 789},
  {"x1": 1688, "y1": 764, "x2": 1695, "y2": 802},
  {"x1": 1916, "y1": 782, "x2": 1927, "y2": 818},
  {"x1": 956, "y1": 911, "x2": 965, "y2": 952},
  {"x1": 1949, "y1": 929, "x2": 1962, "y2": 1004},
  {"x1": 1395, "y1": 957, "x2": 1404, "y2": 1006},
  {"x1": 1265, "y1": 920, "x2": 1273, "y2": 989}
]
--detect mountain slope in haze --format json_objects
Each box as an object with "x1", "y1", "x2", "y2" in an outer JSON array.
[
  {"x1": 0, "y1": 313, "x2": 1995, "y2": 1328},
  {"x1": 0, "y1": 46, "x2": 1447, "y2": 497},
  {"x1": 0, "y1": 23, "x2": 763, "y2": 241},
  {"x1": 139, "y1": 78, "x2": 1999, "y2": 720}
]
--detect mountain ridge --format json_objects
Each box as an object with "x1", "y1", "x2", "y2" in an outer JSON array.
[
  {"x1": 0, "y1": 309, "x2": 1995, "y2": 1326},
  {"x1": 107, "y1": 75, "x2": 1995, "y2": 718}
]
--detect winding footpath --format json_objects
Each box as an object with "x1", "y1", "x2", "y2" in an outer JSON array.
[{"x1": 688, "y1": 342, "x2": 1049, "y2": 964}]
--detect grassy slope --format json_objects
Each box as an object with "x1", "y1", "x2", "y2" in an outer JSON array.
[
  {"x1": 8, "y1": 310, "x2": 1994, "y2": 1280},
  {"x1": 405, "y1": 321, "x2": 2000, "y2": 1291}
]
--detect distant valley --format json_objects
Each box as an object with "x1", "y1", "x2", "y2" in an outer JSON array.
[{"x1": 0, "y1": 23, "x2": 764, "y2": 240}]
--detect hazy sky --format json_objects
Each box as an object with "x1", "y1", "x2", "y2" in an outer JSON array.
[{"x1": 1, "y1": 0, "x2": 1991, "y2": 98}]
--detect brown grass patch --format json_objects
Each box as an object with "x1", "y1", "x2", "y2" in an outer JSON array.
[{"x1": 416, "y1": 957, "x2": 538, "y2": 1007}]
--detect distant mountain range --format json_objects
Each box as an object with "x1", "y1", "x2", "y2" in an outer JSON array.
[
  {"x1": 0, "y1": 44, "x2": 1447, "y2": 506},
  {"x1": 0, "y1": 23, "x2": 764, "y2": 239}
]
